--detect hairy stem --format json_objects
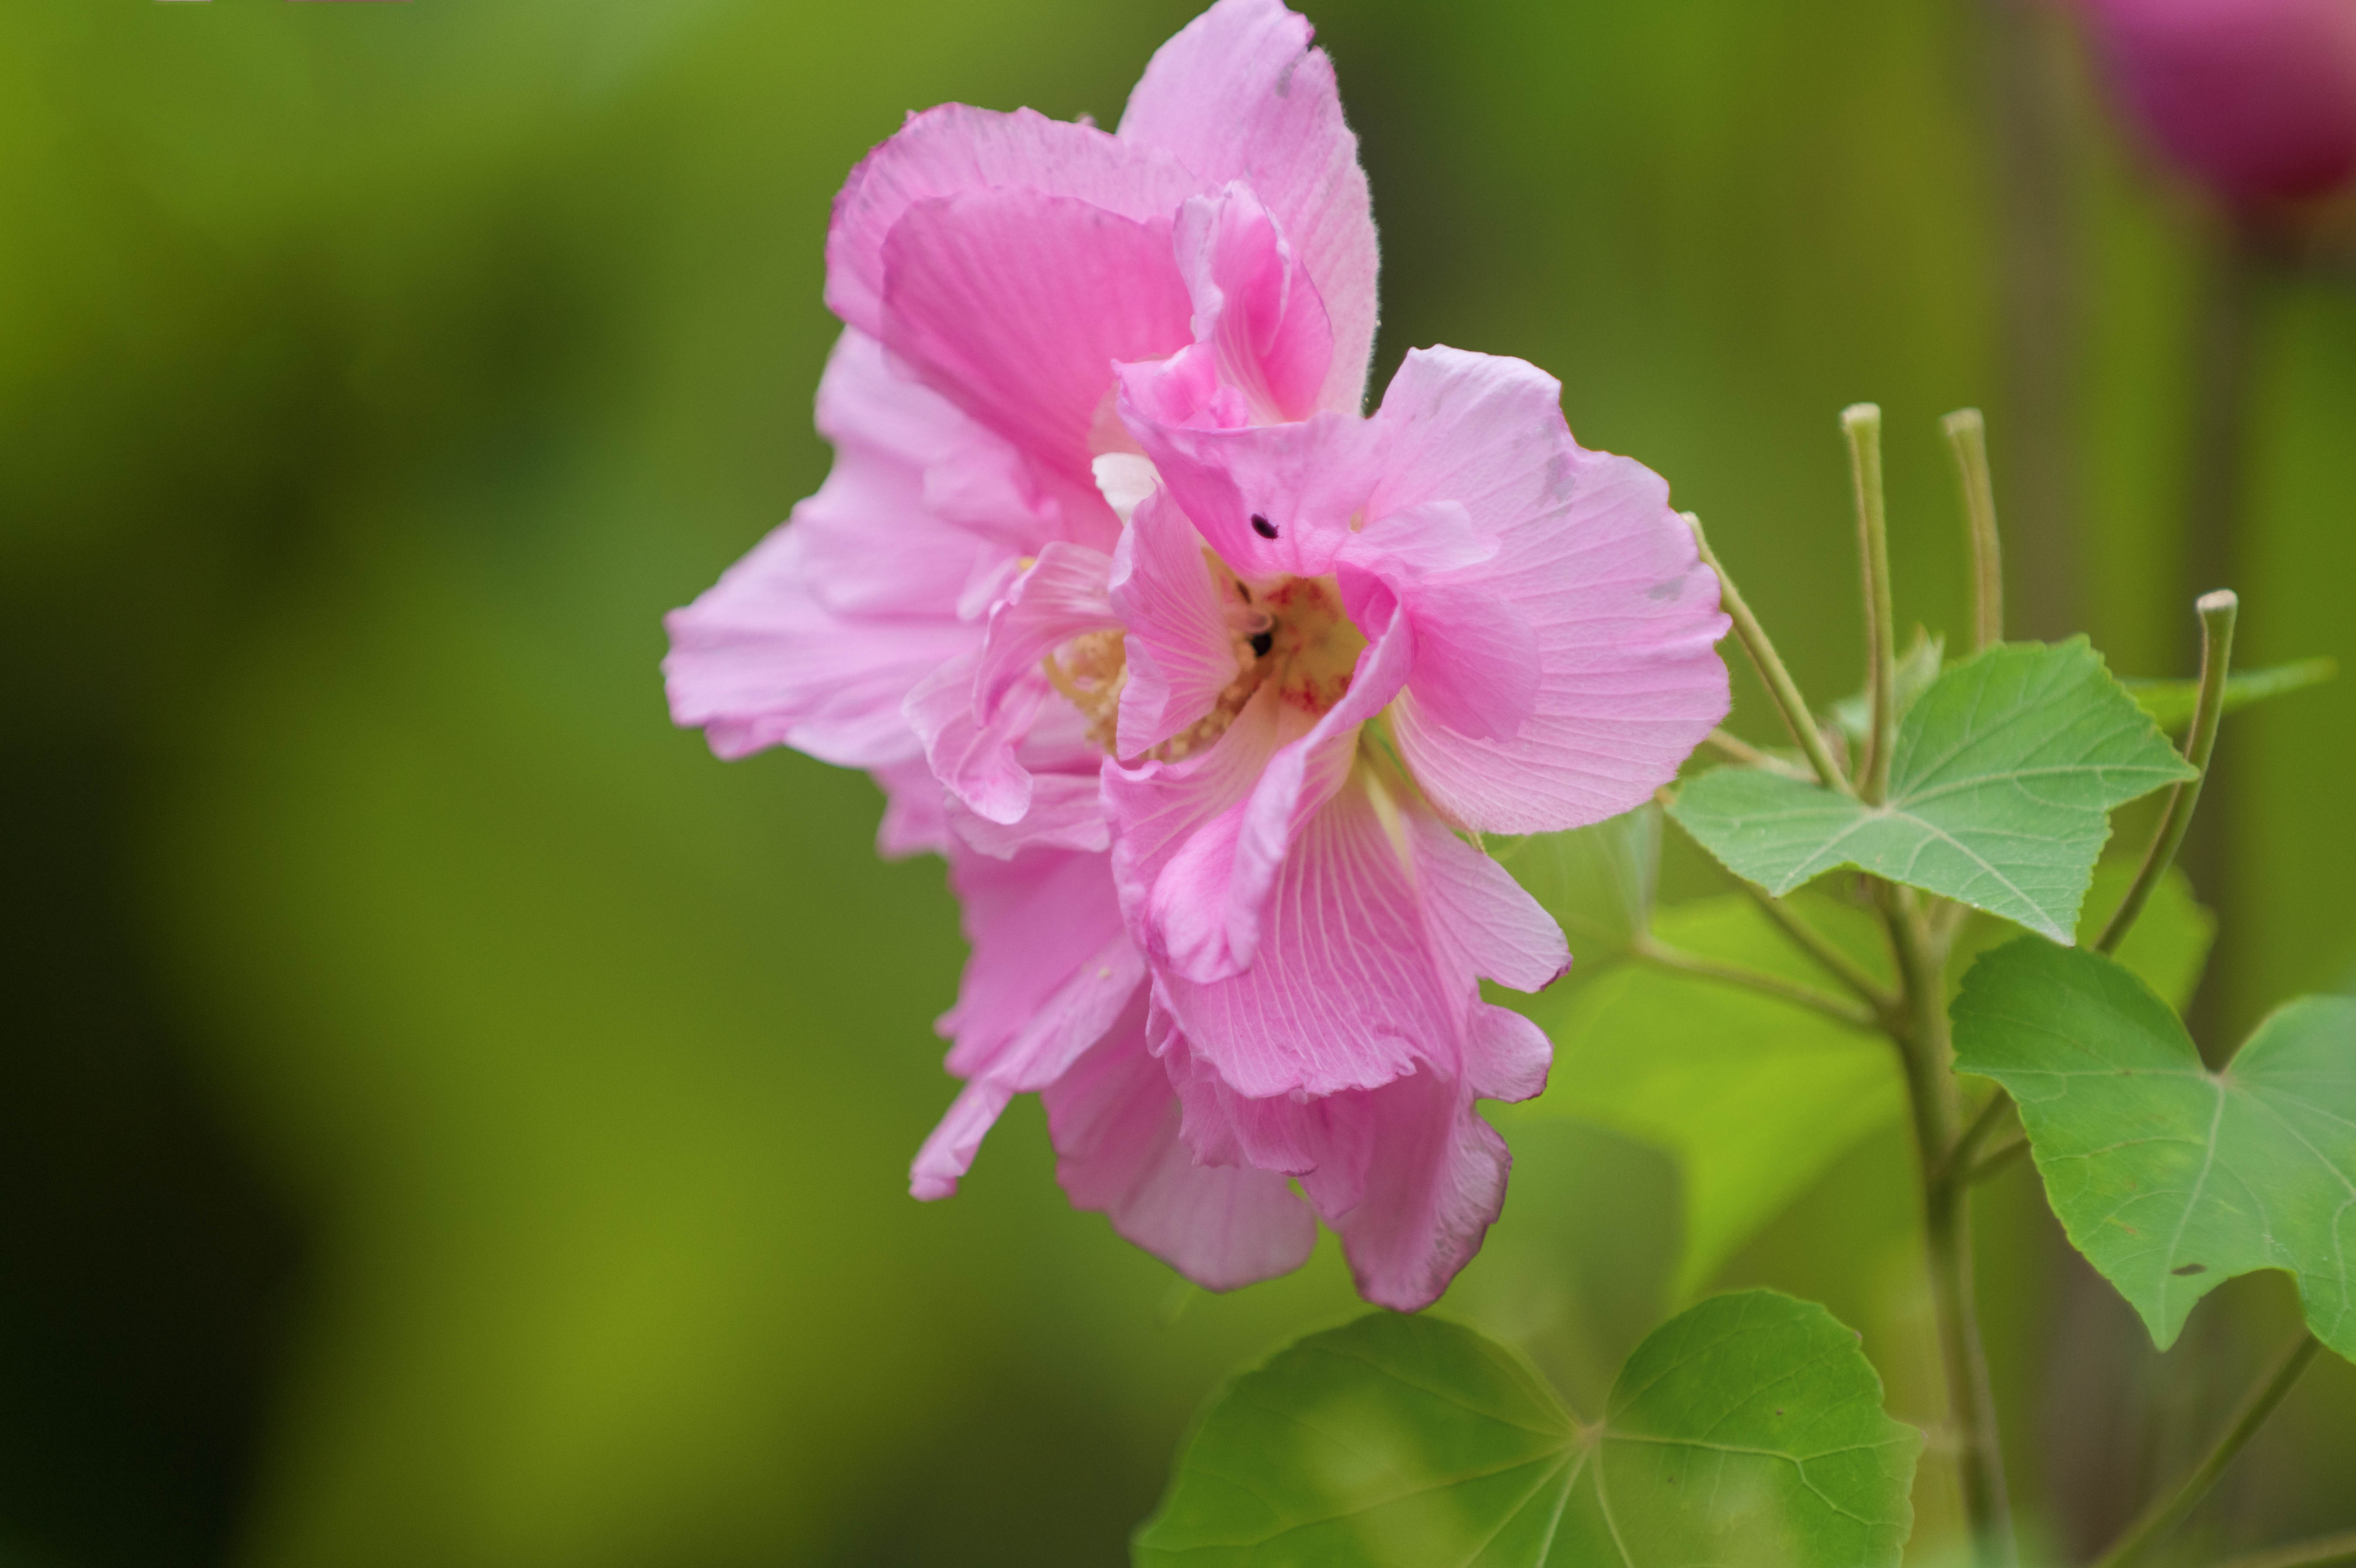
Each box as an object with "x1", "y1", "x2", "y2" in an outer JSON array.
[
  {"x1": 2098, "y1": 591, "x2": 2239, "y2": 954},
  {"x1": 1631, "y1": 936, "x2": 1879, "y2": 1030},
  {"x1": 1845, "y1": 405, "x2": 1899, "y2": 803},
  {"x1": 2091, "y1": 1330, "x2": 2322, "y2": 1568},
  {"x1": 1684, "y1": 512, "x2": 1852, "y2": 793},
  {"x1": 1943, "y1": 408, "x2": 2005, "y2": 652},
  {"x1": 2212, "y1": 1528, "x2": 2356, "y2": 1568},
  {"x1": 1886, "y1": 887, "x2": 2017, "y2": 1566}
]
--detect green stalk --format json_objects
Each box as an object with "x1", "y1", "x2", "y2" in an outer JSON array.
[
  {"x1": 2091, "y1": 1330, "x2": 2322, "y2": 1568},
  {"x1": 1943, "y1": 408, "x2": 2005, "y2": 652},
  {"x1": 1684, "y1": 512, "x2": 1852, "y2": 793},
  {"x1": 1885, "y1": 887, "x2": 2017, "y2": 1568},
  {"x1": 2097, "y1": 591, "x2": 2238, "y2": 955},
  {"x1": 1630, "y1": 935, "x2": 1878, "y2": 1031},
  {"x1": 1845, "y1": 405, "x2": 1899, "y2": 803}
]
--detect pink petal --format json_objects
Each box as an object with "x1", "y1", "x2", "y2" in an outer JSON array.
[
  {"x1": 874, "y1": 756, "x2": 953, "y2": 861},
  {"x1": 1161, "y1": 1030, "x2": 1510, "y2": 1312},
  {"x1": 1168, "y1": 182, "x2": 1334, "y2": 425},
  {"x1": 881, "y1": 189, "x2": 1194, "y2": 487},
  {"x1": 1044, "y1": 1013, "x2": 1316, "y2": 1291},
  {"x1": 1110, "y1": 490, "x2": 1243, "y2": 757},
  {"x1": 974, "y1": 543, "x2": 1119, "y2": 715},
  {"x1": 1366, "y1": 348, "x2": 1731, "y2": 833},
  {"x1": 828, "y1": 105, "x2": 1201, "y2": 343},
  {"x1": 1403, "y1": 807, "x2": 1571, "y2": 1000},
  {"x1": 905, "y1": 652, "x2": 1046, "y2": 825},
  {"x1": 1114, "y1": 389, "x2": 1378, "y2": 579},
  {"x1": 1314, "y1": 1068, "x2": 1512, "y2": 1312},
  {"x1": 1335, "y1": 501, "x2": 1538, "y2": 743},
  {"x1": 913, "y1": 845, "x2": 1147, "y2": 1200},
  {"x1": 1118, "y1": 0, "x2": 1378, "y2": 415},
  {"x1": 664, "y1": 331, "x2": 1029, "y2": 767},
  {"x1": 1144, "y1": 774, "x2": 1448, "y2": 1100},
  {"x1": 947, "y1": 770, "x2": 1110, "y2": 859}
]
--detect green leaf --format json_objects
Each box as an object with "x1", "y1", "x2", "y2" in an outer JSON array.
[
  {"x1": 1830, "y1": 629, "x2": 1944, "y2": 742},
  {"x1": 1669, "y1": 639, "x2": 2196, "y2": 942},
  {"x1": 1950, "y1": 860, "x2": 2216, "y2": 1014},
  {"x1": 1493, "y1": 806, "x2": 1660, "y2": 959},
  {"x1": 2123, "y1": 657, "x2": 2337, "y2": 733},
  {"x1": 1527, "y1": 894, "x2": 1901, "y2": 1298},
  {"x1": 1133, "y1": 1291, "x2": 1920, "y2": 1567},
  {"x1": 1951, "y1": 939, "x2": 2356, "y2": 1360}
]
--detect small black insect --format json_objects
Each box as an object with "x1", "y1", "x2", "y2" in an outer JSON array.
[
  {"x1": 1250, "y1": 513, "x2": 1278, "y2": 539},
  {"x1": 1249, "y1": 630, "x2": 1274, "y2": 659}
]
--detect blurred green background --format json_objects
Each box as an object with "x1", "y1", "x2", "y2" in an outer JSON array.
[{"x1": 5, "y1": 1, "x2": 2354, "y2": 1565}]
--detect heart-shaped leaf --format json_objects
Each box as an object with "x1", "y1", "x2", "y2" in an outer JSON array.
[
  {"x1": 1669, "y1": 639, "x2": 2195, "y2": 941},
  {"x1": 1952, "y1": 938, "x2": 2356, "y2": 1359},
  {"x1": 1133, "y1": 1291, "x2": 1921, "y2": 1567}
]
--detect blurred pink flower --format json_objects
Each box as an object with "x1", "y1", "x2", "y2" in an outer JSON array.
[
  {"x1": 2079, "y1": 0, "x2": 2356, "y2": 210},
  {"x1": 663, "y1": 0, "x2": 1729, "y2": 1308}
]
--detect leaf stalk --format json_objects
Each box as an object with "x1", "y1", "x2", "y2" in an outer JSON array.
[
  {"x1": 1845, "y1": 405, "x2": 1899, "y2": 804},
  {"x1": 1943, "y1": 408, "x2": 2005, "y2": 653},
  {"x1": 1684, "y1": 512, "x2": 1852, "y2": 794},
  {"x1": 2097, "y1": 591, "x2": 2239, "y2": 955},
  {"x1": 2209, "y1": 1528, "x2": 2356, "y2": 1568},
  {"x1": 2090, "y1": 1329, "x2": 2322, "y2": 1568},
  {"x1": 1628, "y1": 936, "x2": 1879, "y2": 1031}
]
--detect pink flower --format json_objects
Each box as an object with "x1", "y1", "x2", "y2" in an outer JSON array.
[
  {"x1": 663, "y1": 0, "x2": 1730, "y2": 1309},
  {"x1": 2078, "y1": 0, "x2": 2356, "y2": 210}
]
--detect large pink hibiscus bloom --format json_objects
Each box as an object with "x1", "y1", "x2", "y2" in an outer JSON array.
[{"x1": 663, "y1": 0, "x2": 1730, "y2": 1309}]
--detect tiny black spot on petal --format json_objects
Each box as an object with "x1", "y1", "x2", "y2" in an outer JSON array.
[
  {"x1": 1251, "y1": 514, "x2": 1278, "y2": 539},
  {"x1": 1249, "y1": 630, "x2": 1274, "y2": 659}
]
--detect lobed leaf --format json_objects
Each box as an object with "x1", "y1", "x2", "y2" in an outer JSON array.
[
  {"x1": 1670, "y1": 639, "x2": 2195, "y2": 941},
  {"x1": 1952, "y1": 939, "x2": 2356, "y2": 1360},
  {"x1": 1133, "y1": 1291, "x2": 1919, "y2": 1567}
]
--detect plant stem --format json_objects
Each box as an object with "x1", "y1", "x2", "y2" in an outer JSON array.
[
  {"x1": 1684, "y1": 512, "x2": 1852, "y2": 794},
  {"x1": 1941, "y1": 1089, "x2": 2017, "y2": 1184},
  {"x1": 1845, "y1": 405, "x2": 1899, "y2": 804},
  {"x1": 1730, "y1": 877, "x2": 1902, "y2": 1017},
  {"x1": 2212, "y1": 1528, "x2": 2356, "y2": 1568},
  {"x1": 1943, "y1": 408, "x2": 2005, "y2": 652},
  {"x1": 2098, "y1": 591, "x2": 2239, "y2": 955},
  {"x1": 1630, "y1": 935, "x2": 1878, "y2": 1031},
  {"x1": 1885, "y1": 886, "x2": 2017, "y2": 1567},
  {"x1": 2090, "y1": 1329, "x2": 2323, "y2": 1568},
  {"x1": 1965, "y1": 1132, "x2": 2030, "y2": 1186}
]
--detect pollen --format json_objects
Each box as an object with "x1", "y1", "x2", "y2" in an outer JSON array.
[{"x1": 1043, "y1": 559, "x2": 1369, "y2": 763}]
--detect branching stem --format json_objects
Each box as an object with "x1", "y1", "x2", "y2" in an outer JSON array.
[
  {"x1": 2098, "y1": 591, "x2": 2239, "y2": 954},
  {"x1": 2091, "y1": 1328, "x2": 2323, "y2": 1568},
  {"x1": 1884, "y1": 885, "x2": 2017, "y2": 1568},
  {"x1": 1729, "y1": 878, "x2": 1902, "y2": 1019},
  {"x1": 1702, "y1": 727, "x2": 1808, "y2": 778},
  {"x1": 1684, "y1": 512, "x2": 1852, "y2": 794}
]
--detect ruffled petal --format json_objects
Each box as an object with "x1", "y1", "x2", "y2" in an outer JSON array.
[
  {"x1": 974, "y1": 543, "x2": 1118, "y2": 715},
  {"x1": 1161, "y1": 1027, "x2": 1509, "y2": 1312},
  {"x1": 1312, "y1": 1068, "x2": 1511, "y2": 1312},
  {"x1": 1169, "y1": 182, "x2": 1334, "y2": 425},
  {"x1": 1118, "y1": 0, "x2": 1378, "y2": 415},
  {"x1": 1144, "y1": 771, "x2": 1450, "y2": 1099},
  {"x1": 905, "y1": 652, "x2": 1046, "y2": 824},
  {"x1": 1365, "y1": 347, "x2": 1730, "y2": 833},
  {"x1": 1114, "y1": 387, "x2": 1378, "y2": 579},
  {"x1": 913, "y1": 846, "x2": 1146, "y2": 1199},
  {"x1": 947, "y1": 770, "x2": 1110, "y2": 859},
  {"x1": 827, "y1": 105, "x2": 1202, "y2": 341},
  {"x1": 881, "y1": 189, "x2": 1195, "y2": 487},
  {"x1": 1044, "y1": 1011, "x2": 1316, "y2": 1290},
  {"x1": 1110, "y1": 490, "x2": 1244, "y2": 757},
  {"x1": 665, "y1": 331, "x2": 1036, "y2": 766}
]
